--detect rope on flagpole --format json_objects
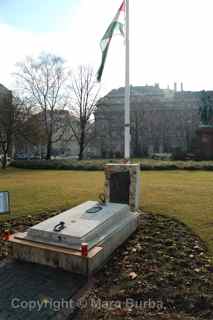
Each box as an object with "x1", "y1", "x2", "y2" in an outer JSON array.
[{"x1": 124, "y1": 0, "x2": 130, "y2": 160}]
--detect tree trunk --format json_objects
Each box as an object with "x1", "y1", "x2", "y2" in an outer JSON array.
[
  {"x1": 1, "y1": 153, "x2": 7, "y2": 169},
  {"x1": 78, "y1": 129, "x2": 85, "y2": 160},
  {"x1": 46, "y1": 138, "x2": 52, "y2": 160},
  {"x1": 78, "y1": 143, "x2": 84, "y2": 160}
]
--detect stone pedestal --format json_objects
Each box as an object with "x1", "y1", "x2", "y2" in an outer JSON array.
[
  {"x1": 196, "y1": 126, "x2": 213, "y2": 160},
  {"x1": 104, "y1": 163, "x2": 140, "y2": 211},
  {"x1": 10, "y1": 201, "x2": 139, "y2": 274}
]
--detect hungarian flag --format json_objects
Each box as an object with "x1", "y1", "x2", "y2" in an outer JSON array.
[{"x1": 97, "y1": 1, "x2": 125, "y2": 82}]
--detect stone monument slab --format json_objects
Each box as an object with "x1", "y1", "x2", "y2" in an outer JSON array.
[
  {"x1": 10, "y1": 201, "x2": 139, "y2": 274},
  {"x1": 17, "y1": 201, "x2": 130, "y2": 250}
]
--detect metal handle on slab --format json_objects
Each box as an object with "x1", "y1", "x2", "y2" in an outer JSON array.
[{"x1": 53, "y1": 221, "x2": 65, "y2": 232}]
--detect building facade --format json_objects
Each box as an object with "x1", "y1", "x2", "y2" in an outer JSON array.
[
  {"x1": 14, "y1": 109, "x2": 80, "y2": 159},
  {"x1": 94, "y1": 84, "x2": 209, "y2": 158}
]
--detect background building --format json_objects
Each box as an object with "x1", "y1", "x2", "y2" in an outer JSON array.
[
  {"x1": 0, "y1": 84, "x2": 10, "y2": 96},
  {"x1": 94, "y1": 84, "x2": 208, "y2": 158},
  {"x1": 14, "y1": 110, "x2": 80, "y2": 159}
]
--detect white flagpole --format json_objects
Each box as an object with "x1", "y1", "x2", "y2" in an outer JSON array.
[{"x1": 124, "y1": 0, "x2": 130, "y2": 160}]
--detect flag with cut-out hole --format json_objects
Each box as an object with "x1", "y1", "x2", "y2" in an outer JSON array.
[{"x1": 97, "y1": 1, "x2": 125, "y2": 82}]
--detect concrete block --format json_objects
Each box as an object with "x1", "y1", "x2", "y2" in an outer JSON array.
[
  {"x1": 10, "y1": 201, "x2": 140, "y2": 275},
  {"x1": 25, "y1": 201, "x2": 130, "y2": 250}
]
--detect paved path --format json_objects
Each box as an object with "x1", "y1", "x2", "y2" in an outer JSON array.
[{"x1": 0, "y1": 259, "x2": 87, "y2": 320}]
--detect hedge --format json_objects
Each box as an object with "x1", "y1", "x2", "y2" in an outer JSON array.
[
  {"x1": 10, "y1": 160, "x2": 213, "y2": 171},
  {"x1": 10, "y1": 160, "x2": 104, "y2": 171}
]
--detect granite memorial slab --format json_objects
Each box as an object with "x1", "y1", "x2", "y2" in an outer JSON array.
[
  {"x1": 10, "y1": 200, "x2": 139, "y2": 274},
  {"x1": 9, "y1": 161, "x2": 141, "y2": 274},
  {"x1": 21, "y1": 201, "x2": 130, "y2": 250}
]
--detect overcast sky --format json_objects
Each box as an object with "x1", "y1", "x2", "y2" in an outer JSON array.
[{"x1": 0, "y1": 0, "x2": 213, "y2": 96}]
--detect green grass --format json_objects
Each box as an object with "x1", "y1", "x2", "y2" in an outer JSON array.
[
  {"x1": 0, "y1": 168, "x2": 104, "y2": 218},
  {"x1": 1, "y1": 168, "x2": 213, "y2": 254},
  {"x1": 142, "y1": 171, "x2": 213, "y2": 254}
]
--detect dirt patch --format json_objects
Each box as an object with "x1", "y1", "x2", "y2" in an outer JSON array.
[{"x1": 77, "y1": 213, "x2": 213, "y2": 320}]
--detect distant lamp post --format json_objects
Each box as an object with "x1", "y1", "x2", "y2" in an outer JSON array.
[{"x1": 0, "y1": 192, "x2": 10, "y2": 214}]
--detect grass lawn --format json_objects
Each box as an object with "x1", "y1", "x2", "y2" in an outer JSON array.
[{"x1": 0, "y1": 168, "x2": 213, "y2": 255}]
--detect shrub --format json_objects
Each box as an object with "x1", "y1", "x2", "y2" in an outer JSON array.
[
  {"x1": 151, "y1": 153, "x2": 172, "y2": 160},
  {"x1": 10, "y1": 159, "x2": 213, "y2": 171},
  {"x1": 140, "y1": 163, "x2": 177, "y2": 170},
  {"x1": 10, "y1": 160, "x2": 105, "y2": 171}
]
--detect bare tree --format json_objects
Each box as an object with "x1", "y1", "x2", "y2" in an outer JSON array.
[
  {"x1": 0, "y1": 92, "x2": 27, "y2": 169},
  {"x1": 15, "y1": 53, "x2": 68, "y2": 159},
  {"x1": 14, "y1": 110, "x2": 47, "y2": 158},
  {"x1": 68, "y1": 66, "x2": 99, "y2": 160}
]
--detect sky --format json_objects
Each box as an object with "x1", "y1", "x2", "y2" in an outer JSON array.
[{"x1": 1, "y1": 0, "x2": 213, "y2": 96}]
